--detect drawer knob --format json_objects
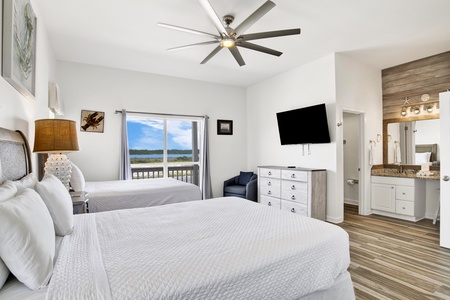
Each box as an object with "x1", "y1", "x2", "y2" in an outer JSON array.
[
  {"x1": 291, "y1": 185, "x2": 295, "y2": 190},
  {"x1": 291, "y1": 174, "x2": 295, "y2": 178},
  {"x1": 402, "y1": 193, "x2": 406, "y2": 195},
  {"x1": 268, "y1": 171, "x2": 272, "y2": 175},
  {"x1": 291, "y1": 208, "x2": 296, "y2": 213},
  {"x1": 268, "y1": 181, "x2": 272, "y2": 186},
  {"x1": 402, "y1": 207, "x2": 406, "y2": 209},
  {"x1": 291, "y1": 195, "x2": 296, "y2": 200},
  {"x1": 268, "y1": 202, "x2": 272, "y2": 206},
  {"x1": 268, "y1": 191, "x2": 272, "y2": 195}
]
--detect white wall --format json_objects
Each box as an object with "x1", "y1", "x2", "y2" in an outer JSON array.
[
  {"x1": 247, "y1": 53, "x2": 382, "y2": 222},
  {"x1": 335, "y1": 53, "x2": 383, "y2": 218},
  {"x1": 247, "y1": 54, "x2": 339, "y2": 220},
  {"x1": 57, "y1": 62, "x2": 247, "y2": 197},
  {"x1": 0, "y1": 2, "x2": 57, "y2": 172}
]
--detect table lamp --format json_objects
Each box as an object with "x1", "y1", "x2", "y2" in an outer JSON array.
[{"x1": 33, "y1": 119, "x2": 79, "y2": 190}]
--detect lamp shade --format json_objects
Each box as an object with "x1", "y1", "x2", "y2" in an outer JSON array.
[{"x1": 33, "y1": 119, "x2": 79, "y2": 153}]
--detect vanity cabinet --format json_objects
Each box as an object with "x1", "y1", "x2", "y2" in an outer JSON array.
[
  {"x1": 371, "y1": 176, "x2": 425, "y2": 221},
  {"x1": 258, "y1": 166, "x2": 326, "y2": 221}
]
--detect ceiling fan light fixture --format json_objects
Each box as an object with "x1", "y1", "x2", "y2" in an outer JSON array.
[{"x1": 221, "y1": 39, "x2": 235, "y2": 48}]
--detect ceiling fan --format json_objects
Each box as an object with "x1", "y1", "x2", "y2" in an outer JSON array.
[{"x1": 157, "y1": 0, "x2": 301, "y2": 67}]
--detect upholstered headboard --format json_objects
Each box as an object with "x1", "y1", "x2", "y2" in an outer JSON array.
[
  {"x1": 415, "y1": 143, "x2": 438, "y2": 162},
  {"x1": 0, "y1": 127, "x2": 32, "y2": 184}
]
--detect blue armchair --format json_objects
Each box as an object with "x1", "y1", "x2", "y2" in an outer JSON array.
[{"x1": 223, "y1": 171, "x2": 258, "y2": 202}]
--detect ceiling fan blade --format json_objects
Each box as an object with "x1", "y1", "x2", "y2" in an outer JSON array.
[
  {"x1": 157, "y1": 23, "x2": 220, "y2": 39},
  {"x1": 168, "y1": 41, "x2": 220, "y2": 51},
  {"x1": 228, "y1": 47, "x2": 246, "y2": 66},
  {"x1": 201, "y1": 45, "x2": 223, "y2": 64},
  {"x1": 198, "y1": 0, "x2": 229, "y2": 37},
  {"x1": 232, "y1": 0, "x2": 276, "y2": 37},
  {"x1": 238, "y1": 41, "x2": 282, "y2": 57},
  {"x1": 240, "y1": 28, "x2": 301, "y2": 41}
]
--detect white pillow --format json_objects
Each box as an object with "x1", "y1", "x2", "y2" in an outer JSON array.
[
  {"x1": 0, "y1": 258, "x2": 8, "y2": 290},
  {"x1": 0, "y1": 180, "x2": 17, "y2": 202},
  {"x1": 0, "y1": 188, "x2": 55, "y2": 290},
  {"x1": 415, "y1": 152, "x2": 431, "y2": 165},
  {"x1": 70, "y1": 162, "x2": 85, "y2": 191},
  {"x1": 35, "y1": 174, "x2": 74, "y2": 236},
  {"x1": 13, "y1": 173, "x2": 38, "y2": 191}
]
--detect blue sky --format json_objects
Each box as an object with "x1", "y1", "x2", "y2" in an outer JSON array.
[{"x1": 127, "y1": 117, "x2": 193, "y2": 150}]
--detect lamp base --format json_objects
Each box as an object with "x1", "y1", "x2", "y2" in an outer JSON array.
[{"x1": 44, "y1": 154, "x2": 72, "y2": 190}]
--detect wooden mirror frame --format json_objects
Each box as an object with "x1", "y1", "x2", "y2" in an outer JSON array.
[{"x1": 382, "y1": 114, "x2": 440, "y2": 168}]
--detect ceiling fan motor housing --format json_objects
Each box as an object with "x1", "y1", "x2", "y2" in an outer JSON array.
[{"x1": 222, "y1": 15, "x2": 235, "y2": 26}]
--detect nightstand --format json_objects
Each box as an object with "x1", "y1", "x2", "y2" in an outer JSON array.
[{"x1": 70, "y1": 191, "x2": 89, "y2": 214}]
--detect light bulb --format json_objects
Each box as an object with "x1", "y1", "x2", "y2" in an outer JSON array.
[{"x1": 221, "y1": 39, "x2": 235, "y2": 48}]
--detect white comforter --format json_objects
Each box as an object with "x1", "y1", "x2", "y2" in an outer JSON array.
[
  {"x1": 47, "y1": 197, "x2": 350, "y2": 299},
  {"x1": 85, "y1": 178, "x2": 202, "y2": 212}
]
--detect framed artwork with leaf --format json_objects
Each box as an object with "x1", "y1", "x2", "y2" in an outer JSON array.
[
  {"x1": 2, "y1": 0, "x2": 37, "y2": 100},
  {"x1": 80, "y1": 110, "x2": 105, "y2": 133}
]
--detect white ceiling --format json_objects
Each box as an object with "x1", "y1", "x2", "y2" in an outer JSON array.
[{"x1": 34, "y1": 0, "x2": 450, "y2": 87}]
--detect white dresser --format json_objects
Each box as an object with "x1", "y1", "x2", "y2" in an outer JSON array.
[
  {"x1": 258, "y1": 166, "x2": 327, "y2": 221},
  {"x1": 371, "y1": 176, "x2": 426, "y2": 221}
]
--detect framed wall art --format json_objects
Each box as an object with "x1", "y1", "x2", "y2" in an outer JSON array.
[
  {"x1": 217, "y1": 119, "x2": 233, "y2": 135},
  {"x1": 80, "y1": 110, "x2": 105, "y2": 133},
  {"x1": 2, "y1": 0, "x2": 37, "y2": 100}
]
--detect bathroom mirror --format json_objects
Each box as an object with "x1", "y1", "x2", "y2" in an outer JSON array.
[{"x1": 383, "y1": 116, "x2": 440, "y2": 168}]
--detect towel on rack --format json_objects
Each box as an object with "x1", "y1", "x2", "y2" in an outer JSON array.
[{"x1": 394, "y1": 143, "x2": 401, "y2": 163}]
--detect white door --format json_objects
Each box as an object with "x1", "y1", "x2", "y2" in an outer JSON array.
[{"x1": 439, "y1": 91, "x2": 450, "y2": 248}]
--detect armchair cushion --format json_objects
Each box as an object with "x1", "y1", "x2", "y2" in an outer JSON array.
[
  {"x1": 224, "y1": 185, "x2": 246, "y2": 196},
  {"x1": 238, "y1": 171, "x2": 254, "y2": 186}
]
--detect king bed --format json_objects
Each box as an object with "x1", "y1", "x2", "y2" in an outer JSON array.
[{"x1": 0, "y1": 126, "x2": 355, "y2": 299}]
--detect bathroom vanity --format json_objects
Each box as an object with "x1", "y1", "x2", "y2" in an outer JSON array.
[
  {"x1": 370, "y1": 166, "x2": 439, "y2": 222},
  {"x1": 371, "y1": 175, "x2": 426, "y2": 221}
]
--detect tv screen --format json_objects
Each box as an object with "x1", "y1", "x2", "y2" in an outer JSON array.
[{"x1": 276, "y1": 103, "x2": 331, "y2": 145}]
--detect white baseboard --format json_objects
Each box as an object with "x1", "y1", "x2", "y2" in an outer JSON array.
[
  {"x1": 344, "y1": 198, "x2": 359, "y2": 206},
  {"x1": 326, "y1": 215, "x2": 343, "y2": 224}
]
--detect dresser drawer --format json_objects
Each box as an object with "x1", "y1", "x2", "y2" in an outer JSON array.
[
  {"x1": 281, "y1": 200, "x2": 308, "y2": 217},
  {"x1": 260, "y1": 177, "x2": 281, "y2": 189},
  {"x1": 396, "y1": 200, "x2": 414, "y2": 216},
  {"x1": 396, "y1": 186, "x2": 414, "y2": 201},
  {"x1": 281, "y1": 181, "x2": 307, "y2": 204},
  {"x1": 259, "y1": 195, "x2": 281, "y2": 209},
  {"x1": 260, "y1": 185, "x2": 281, "y2": 198},
  {"x1": 259, "y1": 168, "x2": 281, "y2": 178},
  {"x1": 281, "y1": 170, "x2": 308, "y2": 182}
]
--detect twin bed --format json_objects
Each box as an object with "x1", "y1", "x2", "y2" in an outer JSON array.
[
  {"x1": 82, "y1": 178, "x2": 202, "y2": 212},
  {"x1": 0, "y1": 126, "x2": 355, "y2": 299}
]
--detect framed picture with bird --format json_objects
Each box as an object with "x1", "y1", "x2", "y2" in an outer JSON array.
[{"x1": 80, "y1": 110, "x2": 105, "y2": 133}]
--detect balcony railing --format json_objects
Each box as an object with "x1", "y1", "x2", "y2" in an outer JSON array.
[{"x1": 131, "y1": 165, "x2": 198, "y2": 185}]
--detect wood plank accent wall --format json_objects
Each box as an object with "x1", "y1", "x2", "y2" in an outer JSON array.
[{"x1": 382, "y1": 51, "x2": 450, "y2": 120}]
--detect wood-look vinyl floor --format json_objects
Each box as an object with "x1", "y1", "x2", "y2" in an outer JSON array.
[{"x1": 338, "y1": 204, "x2": 450, "y2": 300}]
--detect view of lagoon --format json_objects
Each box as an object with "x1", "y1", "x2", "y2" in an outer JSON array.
[{"x1": 129, "y1": 150, "x2": 196, "y2": 164}]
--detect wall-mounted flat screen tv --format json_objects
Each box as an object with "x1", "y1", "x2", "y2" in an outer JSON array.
[{"x1": 276, "y1": 103, "x2": 331, "y2": 145}]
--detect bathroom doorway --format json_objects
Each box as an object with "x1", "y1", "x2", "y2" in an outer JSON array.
[{"x1": 343, "y1": 111, "x2": 363, "y2": 212}]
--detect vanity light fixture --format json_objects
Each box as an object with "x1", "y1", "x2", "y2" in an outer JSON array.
[
  {"x1": 400, "y1": 107, "x2": 407, "y2": 116},
  {"x1": 412, "y1": 106, "x2": 420, "y2": 114},
  {"x1": 426, "y1": 104, "x2": 434, "y2": 113}
]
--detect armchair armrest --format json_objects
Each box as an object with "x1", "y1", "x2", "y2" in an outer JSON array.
[{"x1": 245, "y1": 178, "x2": 258, "y2": 202}]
